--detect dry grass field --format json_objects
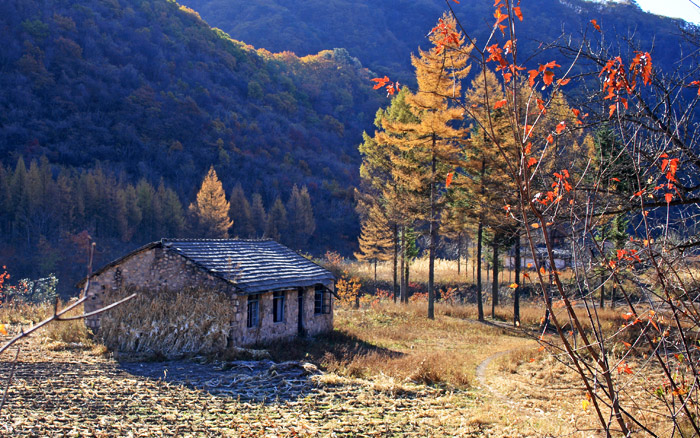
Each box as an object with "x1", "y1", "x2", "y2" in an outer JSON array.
[{"x1": 0, "y1": 298, "x2": 674, "y2": 437}]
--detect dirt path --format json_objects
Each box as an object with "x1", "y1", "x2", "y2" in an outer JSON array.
[{"x1": 475, "y1": 350, "x2": 509, "y2": 395}]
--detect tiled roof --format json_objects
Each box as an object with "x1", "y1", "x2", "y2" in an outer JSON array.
[{"x1": 162, "y1": 239, "x2": 334, "y2": 294}]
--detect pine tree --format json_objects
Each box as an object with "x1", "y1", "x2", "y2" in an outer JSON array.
[
  {"x1": 354, "y1": 204, "x2": 393, "y2": 281},
  {"x1": 265, "y1": 196, "x2": 288, "y2": 241},
  {"x1": 286, "y1": 185, "x2": 316, "y2": 249},
  {"x1": 360, "y1": 88, "x2": 422, "y2": 303},
  {"x1": 188, "y1": 166, "x2": 232, "y2": 238},
  {"x1": 380, "y1": 14, "x2": 472, "y2": 318},
  {"x1": 229, "y1": 183, "x2": 254, "y2": 238},
  {"x1": 250, "y1": 193, "x2": 267, "y2": 238},
  {"x1": 157, "y1": 181, "x2": 185, "y2": 237}
]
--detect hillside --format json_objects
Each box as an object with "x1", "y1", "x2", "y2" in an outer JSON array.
[
  {"x1": 0, "y1": 0, "x2": 386, "y2": 288},
  {"x1": 181, "y1": 0, "x2": 697, "y2": 83}
]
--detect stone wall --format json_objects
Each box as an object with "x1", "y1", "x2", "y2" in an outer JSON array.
[
  {"x1": 84, "y1": 247, "x2": 229, "y2": 330},
  {"x1": 231, "y1": 284, "x2": 334, "y2": 346}
]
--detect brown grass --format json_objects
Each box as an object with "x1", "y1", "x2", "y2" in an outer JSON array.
[{"x1": 263, "y1": 300, "x2": 534, "y2": 388}]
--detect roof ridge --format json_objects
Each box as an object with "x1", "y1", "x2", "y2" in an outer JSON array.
[{"x1": 161, "y1": 238, "x2": 274, "y2": 243}]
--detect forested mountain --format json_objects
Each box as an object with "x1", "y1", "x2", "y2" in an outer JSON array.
[
  {"x1": 181, "y1": 0, "x2": 698, "y2": 83},
  {"x1": 0, "y1": 0, "x2": 386, "y2": 291}
]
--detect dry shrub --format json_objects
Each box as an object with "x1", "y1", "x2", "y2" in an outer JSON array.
[
  {"x1": 99, "y1": 286, "x2": 236, "y2": 358},
  {"x1": 325, "y1": 349, "x2": 471, "y2": 387},
  {"x1": 0, "y1": 301, "x2": 53, "y2": 325}
]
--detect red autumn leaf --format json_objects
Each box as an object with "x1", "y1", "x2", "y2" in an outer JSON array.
[
  {"x1": 528, "y1": 70, "x2": 539, "y2": 87},
  {"x1": 591, "y1": 19, "x2": 601, "y2": 31},
  {"x1": 524, "y1": 142, "x2": 532, "y2": 154},
  {"x1": 555, "y1": 121, "x2": 566, "y2": 134},
  {"x1": 665, "y1": 192, "x2": 673, "y2": 204},
  {"x1": 572, "y1": 108, "x2": 580, "y2": 117},
  {"x1": 609, "y1": 104, "x2": 617, "y2": 118},
  {"x1": 621, "y1": 312, "x2": 633, "y2": 320},
  {"x1": 546, "y1": 134, "x2": 554, "y2": 144},
  {"x1": 557, "y1": 78, "x2": 571, "y2": 86},
  {"x1": 527, "y1": 157, "x2": 538, "y2": 168},
  {"x1": 543, "y1": 70, "x2": 555, "y2": 86},
  {"x1": 494, "y1": 99, "x2": 507, "y2": 109},
  {"x1": 446, "y1": 172, "x2": 454, "y2": 188},
  {"x1": 513, "y1": 6, "x2": 523, "y2": 21},
  {"x1": 451, "y1": 0, "x2": 460, "y2": 3}
]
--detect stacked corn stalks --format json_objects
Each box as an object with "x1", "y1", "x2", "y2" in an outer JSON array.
[{"x1": 99, "y1": 287, "x2": 235, "y2": 358}]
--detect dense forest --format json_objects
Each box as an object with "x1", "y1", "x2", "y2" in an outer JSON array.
[{"x1": 0, "y1": 0, "x2": 387, "y2": 291}]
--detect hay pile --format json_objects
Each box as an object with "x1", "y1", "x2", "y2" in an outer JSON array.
[{"x1": 98, "y1": 287, "x2": 236, "y2": 358}]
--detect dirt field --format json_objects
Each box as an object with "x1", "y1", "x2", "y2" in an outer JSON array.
[{"x1": 0, "y1": 305, "x2": 612, "y2": 437}]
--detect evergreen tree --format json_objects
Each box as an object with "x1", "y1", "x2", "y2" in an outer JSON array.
[
  {"x1": 354, "y1": 203, "x2": 393, "y2": 281},
  {"x1": 229, "y1": 183, "x2": 254, "y2": 238},
  {"x1": 265, "y1": 196, "x2": 288, "y2": 241},
  {"x1": 360, "y1": 87, "x2": 422, "y2": 303},
  {"x1": 286, "y1": 185, "x2": 316, "y2": 249},
  {"x1": 188, "y1": 166, "x2": 232, "y2": 238},
  {"x1": 157, "y1": 181, "x2": 185, "y2": 237},
  {"x1": 250, "y1": 193, "x2": 267, "y2": 238}
]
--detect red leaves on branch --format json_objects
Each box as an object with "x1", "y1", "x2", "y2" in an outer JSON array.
[
  {"x1": 600, "y1": 52, "x2": 653, "y2": 117},
  {"x1": 527, "y1": 157, "x2": 538, "y2": 168},
  {"x1": 590, "y1": 19, "x2": 601, "y2": 31},
  {"x1": 371, "y1": 76, "x2": 401, "y2": 97},
  {"x1": 528, "y1": 61, "x2": 560, "y2": 88},
  {"x1": 371, "y1": 76, "x2": 390, "y2": 90},
  {"x1": 555, "y1": 121, "x2": 566, "y2": 134},
  {"x1": 546, "y1": 134, "x2": 554, "y2": 144},
  {"x1": 431, "y1": 18, "x2": 462, "y2": 54},
  {"x1": 445, "y1": 172, "x2": 454, "y2": 188},
  {"x1": 494, "y1": 99, "x2": 507, "y2": 109}
]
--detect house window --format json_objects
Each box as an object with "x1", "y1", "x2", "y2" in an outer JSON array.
[
  {"x1": 273, "y1": 291, "x2": 285, "y2": 323},
  {"x1": 247, "y1": 294, "x2": 259, "y2": 328},
  {"x1": 314, "y1": 285, "x2": 331, "y2": 315}
]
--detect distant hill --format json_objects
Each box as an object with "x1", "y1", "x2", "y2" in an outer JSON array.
[
  {"x1": 181, "y1": 0, "x2": 697, "y2": 83},
  {"x1": 0, "y1": 0, "x2": 386, "y2": 255}
]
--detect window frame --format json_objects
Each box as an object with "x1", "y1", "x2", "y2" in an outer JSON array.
[
  {"x1": 314, "y1": 285, "x2": 331, "y2": 315},
  {"x1": 273, "y1": 291, "x2": 285, "y2": 323},
  {"x1": 247, "y1": 294, "x2": 260, "y2": 328}
]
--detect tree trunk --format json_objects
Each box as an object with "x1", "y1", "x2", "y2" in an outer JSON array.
[
  {"x1": 428, "y1": 149, "x2": 436, "y2": 320},
  {"x1": 373, "y1": 259, "x2": 377, "y2": 283},
  {"x1": 491, "y1": 237, "x2": 499, "y2": 318},
  {"x1": 477, "y1": 220, "x2": 484, "y2": 321},
  {"x1": 400, "y1": 226, "x2": 407, "y2": 303},
  {"x1": 514, "y1": 233, "x2": 521, "y2": 327},
  {"x1": 457, "y1": 233, "x2": 461, "y2": 275},
  {"x1": 393, "y1": 223, "x2": 398, "y2": 303},
  {"x1": 405, "y1": 256, "x2": 410, "y2": 303}
]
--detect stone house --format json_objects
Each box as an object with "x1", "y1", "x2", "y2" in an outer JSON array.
[{"x1": 81, "y1": 239, "x2": 335, "y2": 349}]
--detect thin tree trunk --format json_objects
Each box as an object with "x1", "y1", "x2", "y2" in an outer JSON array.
[
  {"x1": 373, "y1": 259, "x2": 377, "y2": 283},
  {"x1": 400, "y1": 226, "x2": 407, "y2": 303},
  {"x1": 428, "y1": 149, "x2": 436, "y2": 320},
  {"x1": 405, "y1": 256, "x2": 410, "y2": 303},
  {"x1": 477, "y1": 220, "x2": 484, "y2": 321},
  {"x1": 514, "y1": 233, "x2": 521, "y2": 327},
  {"x1": 492, "y1": 237, "x2": 499, "y2": 318},
  {"x1": 393, "y1": 223, "x2": 398, "y2": 303},
  {"x1": 600, "y1": 269, "x2": 605, "y2": 309},
  {"x1": 457, "y1": 232, "x2": 461, "y2": 275}
]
